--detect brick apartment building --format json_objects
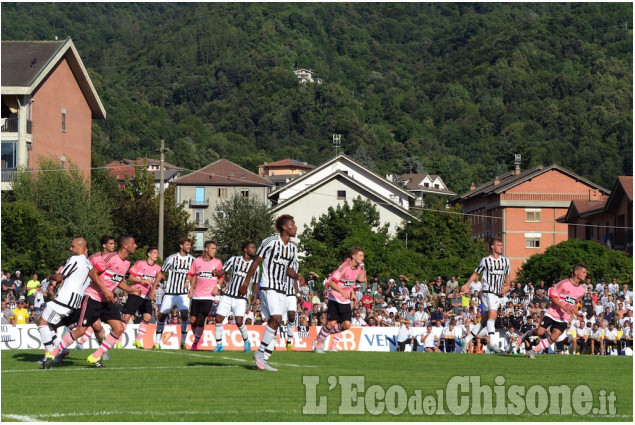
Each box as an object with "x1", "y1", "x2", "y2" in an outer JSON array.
[{"x1": 450, "y1": 163, "x2": 610, "y2": 279}]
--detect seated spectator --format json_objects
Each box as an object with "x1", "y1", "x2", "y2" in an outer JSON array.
[
  {"x1": 604, "y1": 322, "x2": 619, "y2": 354},
  {"x1": 414, "y1": 304, "x2": 429, "y2": 327},
  {"x1": 573, "y1": 321, "x2": 590, "y2": 355},
  {"x1": 442, "y1": 320, "x2": 460, "y2": 353},
  {"x1": 621, "y1": 320, "x2": 633, "y2": 350},
  {"x1": 397, "y1": 318, "x2": 415, "y2": 351},
  {"x1": 430, "y1": 276, "x2": 444, "y2": 297},
  {"x1": 505, "y1": 326, "x2": 519, "y2": 353},
  {"x1": 352, "y1": 310, "x2": 367, "y2": 327},
  {"x1": 602, "y1": 307, "x2": 614, "y2": 324},
  {"x1": 590, "y1": 323, "x2": 604, "y2": 355},
  {"x1": 420, "y1": 324, "x2": 441, "y2": 352},
  {"x1": 2, "y1": 300, "x2": 15, "y2": 325},
  {"x1": 445, "y1": 276, "x2": 459, "y2": 294}
]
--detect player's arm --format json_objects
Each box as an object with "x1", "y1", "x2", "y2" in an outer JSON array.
[
  {"x1": 188, "y1": 275, "x2": 197, "y2": 298},
  {"x1": 213, "y1": 275, "x2": 223, "y2": 296},
  {"x1": 286, "y1": 266, "x2": 305, "y2": 286},
  {"x1": 148, "y1": 271, "x2": 163, "y2": 301},
  {"x1": 501, "y1": 274, "x2": 512, "y2": 295},
  {"x1": 463, "y1": 272, "x2": 479, "y2": 292},
  {"x1": 328, "y1": 278, "x2": 347, "y2": 298},
  {"x1": 88, "y1": 268, "x2": 116, "y2": 303},
  {"x1": 117, "y1": 279, "x2": 141, "y2": 296},
  {"x1": 240, "y1": 256, "x2": 263, "y2": 297}
]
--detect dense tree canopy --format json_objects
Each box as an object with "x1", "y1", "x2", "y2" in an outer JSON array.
[{"x1": 2, "y1": 3, "x2": 631, "y2": 192}]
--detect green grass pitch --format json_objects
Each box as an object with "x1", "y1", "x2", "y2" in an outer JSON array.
[{"x1": 1, "y1": 349, "x2": 632, "y2": 422}]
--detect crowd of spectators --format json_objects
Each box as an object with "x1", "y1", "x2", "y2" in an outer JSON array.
[{"x1": 3, "y1": 267, "x2": 632, "y2": 355}]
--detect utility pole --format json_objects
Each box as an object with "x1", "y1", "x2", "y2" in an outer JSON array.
[
  {"x1": 157, "y1": 139, "x2": 169, "y2": 259},
  {"x1": 333, "y1": 134, "x2": 342, "y2": 157}
]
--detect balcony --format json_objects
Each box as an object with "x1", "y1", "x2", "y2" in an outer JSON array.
[
  {"x1": 1, "y1": 118, "x2": 32, "y2": 134},
  {"x1": 1, "y1": 168, "x2": 18, "y2": 183},
  {"x1": 194, "y1": 219, "x2": 210, "y2": 230},
  {"x1": 189, "y1": 197, "x2": 209, "y2": 207}
]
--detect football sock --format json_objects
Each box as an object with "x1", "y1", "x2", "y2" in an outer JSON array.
[
  {"x1": 258, "y1": 326, "x2": 276, "y2": 354},
  {"x1": 533, "y1": 336, "x2": 554, "y2": 353},
  {"x1": 49, "y1": 331, "x2": 76, "y2": 358},
  {"x1": 215, "y1": 323, "x2": 224, "y2": 345},
  {"x1": 38, "y1": 325, "x2": 56, "y2": 353},
  {"x1": 93, "y1": 331, "x2": 119, "y2": 358},
  {"x1": 263, "y1": 338, "x2": 277, "y2": 361},
  {"x1": 487, "y1": 319, "x2": 496, "y2": 335},
  {"x1": 316, "y1": 325, "x2": 331, "y2": 345},
  {"x1": 193, "y1": 325, "x2": 204, "y2": 343},
  {"x1": 136, "y1": 321, "x2": 149, "y2": 342},
  {"x1": 330, "y1": 333, "x2": 341, "y2": 350},
  {"x1": 180, "y1": 320, "x2": 189, "y2": 344},
  {"x1": 239, "y1": 323, "x2": 249, "y2": 342},
  {"x1": 155, "y1": 321, "x2": 165, "y2": 345}
]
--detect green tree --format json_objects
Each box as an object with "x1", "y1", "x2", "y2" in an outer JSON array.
[
  {"x1": 207, "y1": 193, "x2": 275, "y2": 258},
  {"x1": 516, "y1": 239, "x2": 633, "y2": 286},
  {"x1": 11, "y1": 156, "x2": 114, "y2": 265}
]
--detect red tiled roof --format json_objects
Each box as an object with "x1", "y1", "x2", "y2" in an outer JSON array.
[
  {"x1": 175, "y1": 159, "x2": 272, "y2": 186},
  {"x1": 257, "y1": 158, "x2": 315, "y2": 169},
  {"x1": 105, "y1": 158, "x2": 181, "y2": 181},
  {"x1": 571, "y1": 199, "x2": 607, "y2": 215},
  {"x1": 618, "y1": 176, "x2": 633, "y2": 201}
]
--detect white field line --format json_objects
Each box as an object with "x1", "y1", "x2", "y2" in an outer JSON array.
[{"x1": 2, "y1": 410, "x2": 631, "y2": 421}]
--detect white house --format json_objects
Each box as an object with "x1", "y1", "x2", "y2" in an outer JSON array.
[
  {"x1": 396, "y1": 173, "x2": 456, "y2": 208},
  {"x1": 269, "y1": 154, "x2": 417, "y2": 234},
  {"x1": 293, "y1": 69, "x2": 322, "y2": 84}
]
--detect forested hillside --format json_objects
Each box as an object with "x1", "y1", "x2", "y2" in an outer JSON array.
[{"x1": 2, "y1": 3, "x2": 632, "y2": 192}]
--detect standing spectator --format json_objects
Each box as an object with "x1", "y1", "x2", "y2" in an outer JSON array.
[
  {"x1": 396, "y1": 319, "x2": 415, "y2": 351},
  {"x1": 2, "y1": 272, "x2": 15, "y2": 298},
  {"x1": 25, "y1": 273, "x2": 40, "y2": 305},
  {"x1": 608, "y1": 278, "x2": 620, "y2": 296},
  {"x1": 523, "y1": 281, "x2": 535, "y2": 297},
  {"x1": 1, "y1": 300, "x2": 15, "y2": 324},
  {"x1": 12, "y1": 297, "x2": 30, "y2": 325},
  {"x1": 385, "y1": 279, "x2": 398, "y2": 303},
  {"x1": 419, "y1": 280, "x2": 432, "y2": 300},
  {"x1": 13, "y1": 271, "x2": 24, "y2": 298},
  {"x1": 369, "y1": 275, "x2": 380, "y2": 293},
  {"x1": 33, "y1": 286, "x2": 45, "y2": 311},
  {"x1": 414, "y1": 303, "x2": 429, "y2": 327},
  {"x1": 445, "y1": 276, "x2": 459, "y2": 294}
]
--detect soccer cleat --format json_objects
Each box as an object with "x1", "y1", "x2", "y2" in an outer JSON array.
[
  {"x1": 213, "y1": 344, "x2": 224, "y2": 353},
  {"x1": 114, "y1": 342, "x2": 122, "y2": 349},
  {"x1": 488, "y1": 343, "x2": 503, "y2": 354},
  {"x1": 329, "y1": 347, "x2": 338, "y2": 352},
  {"x1": 243, "y1": 340, "x2": 251, "y2": 353},
  {"x1": 254, "y1": 351, "x2": 266, "y2": 370},
  {"x1": 286, "y1": 342, "x2": 293, "y2": 351},
  {"x1": 101, "y1": 351, "x2": 110, "y2": 361},
  {"x1": 153, "y1": 343, "x2": 161, "y2": 350},
  {"x1": 41, "y1": 354, "x2": 54, "y2": 370},
  {"x1": 263, "y1": 362, "x2": 278, "y2": 372},
  {"x1": 180, "y1": 343, "x2": 186, "y2": 350},
  {"x1": 314, "y1": 345, "x2": 325, "y2": 354},
  {"x1": 53, "y1": 348, "x2": 70, "y2": 364},
  {"x1": 132, "y1": 340, "x2": 143, "y2": 349},
  {"x1": 312, "y1": 339, "x2": 318, "y2": 350},
  {"x1": 190, "y1": 340, "x2": 200, "y2": 351},
  {"x1": 526, "y1": 350, "x2": 536, "y2": 359},
  {"x1": 87, "y1": 354, "x2": 105, "y2": 368},
  {"x1": 505, "y1": 344, "x2": 513, "y2": 354},
  {"x1": 74, "y1": 343, "x2": 85, "y2": 351}
]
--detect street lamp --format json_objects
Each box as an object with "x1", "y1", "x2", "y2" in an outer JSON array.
[{"x1": 405, "y1": 220, "x2": 412, "y2": 249}]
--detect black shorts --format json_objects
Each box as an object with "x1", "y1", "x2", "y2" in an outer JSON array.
[
  {"x1": 75, "y1": 295, "x2": 122, "y2": 327},
  {"x1": 190, "y1": 299, "x2": 214, "y2": 317},
  {"x1": 122, "y1": 294, "x2": 153, "y2": 316},
  {"x1": 539, "y1": 315, "x2": 567, "y2": 334},
  {"x1": 327, "y1": 299, "x2": 352, "y2": 323}
]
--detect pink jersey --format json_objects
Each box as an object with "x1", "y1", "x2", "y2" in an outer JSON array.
[
  {"x1": 128, "y1": 260, "x2": 162, "y2": 299},
  {"x1": 328, "y1": 260, "x2": 362, "y2": 304},
  {"x1": 545, "y1": 278, "x2": 587, "y2": 322},
  {"x1": 188, "y1": 257, "x2": 222, "y2": 300},
  {"x1": 85, "y1": 252, "x2": 131, "y2": 302}
]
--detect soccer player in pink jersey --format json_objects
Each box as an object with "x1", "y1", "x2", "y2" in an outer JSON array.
[
  {"x1": 44, "y1": 235, "x2": 141, "y2": 368},
  {"x1": 522, "y1": 264, "x2": 588, "y2": 359},
  {"x1": 314, "y1": 247, "x2": 366, "y2": 353},
  {"x1": 115, "y1": 246, "x2": 163, "y2": 349},
  {"x1": 186, "y1": 240, "x2": 223, "y2": 350}
]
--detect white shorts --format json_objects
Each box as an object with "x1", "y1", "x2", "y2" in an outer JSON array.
[
  {"x1": 159, "y1": 294, "x2": 191, "y2": 314},
  {"x1": 41, "y1": 302, "x2": 73, "y2": 326},
  {"x1": 285, "y1": 295, "x2": 297, "y2": 315},
  {"x1": 260, "y1": 290, "x2": 286, "y2": 319},
  {"x1": 217, "y1": 296, "x2": 247, "y2": 318},
  {"x1": 482, "y1": 292, "x2": 502, "y2": 312}
]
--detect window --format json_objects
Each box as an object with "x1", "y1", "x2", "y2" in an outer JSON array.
[
  {"x1": 525, "y1": 233, "x2": 542, "y2": 248},
  {"x1": 195, "y1": 187, "x2": 205, "y2": 203},
  {"x1": 424, "y1": 182, "x2": 430, "y2": 188},
  {"x1": 193, "y1": 232, "x2": 205, "y2": 251},
  {"x1": 241, "y1": 188, "x2": 249, "y2": 197},
  {"x1": 195, "y1": 211, "x2": 204, "y2": 226},
  {"x1": 434, "y1": 184, "x2": 439, "y2": 189},
  {"x1": 218, "y1": 187, "x2": 228, "y2": 198},
  {"x1": 1, "y1": 142, "x2": 17, "y2": 168},
  {"x1": 61, "y1": 108, "x2": 66, "y2": 132},
  {"x1": 525, "y1": 209, "x2": 541, "y2": 222},
  {"x1": 337, "y1": 190, "x2": 346, "y2": 200},
  {"x1": 217, "y1": 210, "x2": 226, "y2": 219}
]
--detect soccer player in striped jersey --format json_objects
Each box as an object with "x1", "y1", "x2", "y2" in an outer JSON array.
[
  {"x1": 114, "y1": 246, "x2": 163, "y2": 349},
  {"x1": 72, "y1": 235, "x2": 115, "y2": 353},
  {"x1": 37, "y1": 238, "x2": 93, "y2": 369},
  {"x1": 314, "y1": 247, "x2": 366, "y2": 354},
  {"x1": 283, "y1": 259, "x2": 301, "y2": 351},
  {"x1": 44, "y1": 235, "x2": 140, "y2": 368},
  {"x1": 460, "y1": 237, "x2": 511, "y2": 354},
  {"x1": 154, "y1": 237, "x2": 195, "y2": 349},
  {"x1": 186, "y1": 240, "x2": 222, "y2": 350},
  {"x1": 212, "y1": 241, "x2": 259, "y2": 353},
  {"x1": 521, "y1": 264, "x2": 588, "y2": 359},
  {"x1": 241, "y1": 215, "x2": 305, "y2": 371}
]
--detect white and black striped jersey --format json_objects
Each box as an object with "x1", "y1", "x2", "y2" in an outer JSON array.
[
  {"x1": 54, "y1": 254, "x2": 93, "y2": 309},
  {"x1": 257, "y1": 235, "x2": 298, "y2": 294},
  {"x1": 222, "y1": 255, "x2": 260, "y2": 299},
  {"x1": 475, "y1": 255, "x2": 510, "y2": 296},
  {"x1": 162, "y1": 252, "x2": 195, "y2": 295},
  {"x1": 285, "y1": 259, "x2": 299, "y2": 296}
]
